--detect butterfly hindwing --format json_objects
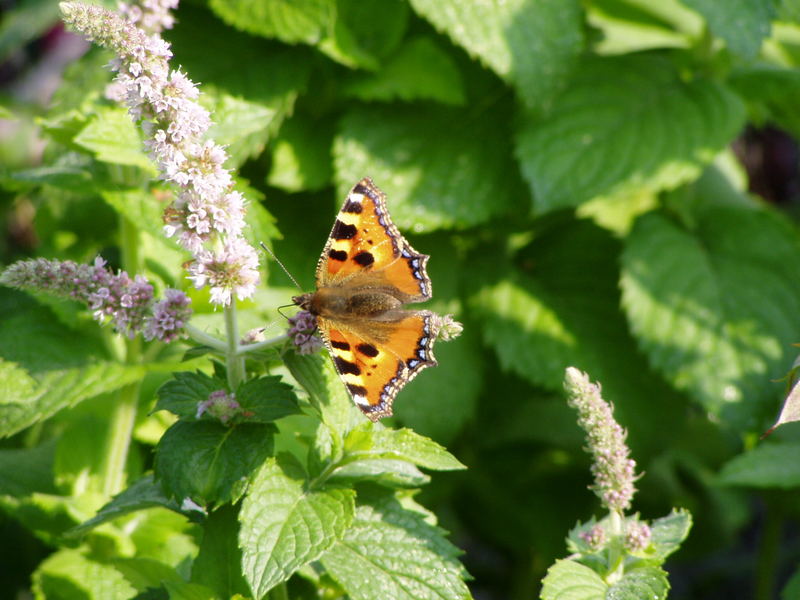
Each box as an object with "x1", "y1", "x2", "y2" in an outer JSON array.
[{"x1": 320, "y1": 311, "x2": 438, "y2": 420}]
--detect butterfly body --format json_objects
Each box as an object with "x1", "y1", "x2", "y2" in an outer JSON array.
[{"x1": 293, "y1": 177, "x2": 438, "y2": 421}]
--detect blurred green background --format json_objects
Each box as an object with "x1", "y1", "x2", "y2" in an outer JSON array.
[{"x1": 5, "y1": 0, "x2": 800, "y2": 598}]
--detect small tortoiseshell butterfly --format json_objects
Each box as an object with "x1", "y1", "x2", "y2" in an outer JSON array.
[{"x1": 293, "y1": 177, "x2": 439, "y2": 421}]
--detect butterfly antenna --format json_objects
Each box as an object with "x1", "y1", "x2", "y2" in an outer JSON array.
[{"x1": 259, "y1": 242, "x2": 304, "y2": 292}]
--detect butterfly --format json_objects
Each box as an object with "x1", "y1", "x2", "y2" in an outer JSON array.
[{"x1": 293, "y1": 177, "x2": 439, "y2": 421}]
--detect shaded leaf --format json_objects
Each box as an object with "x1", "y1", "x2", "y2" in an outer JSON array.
[
  {"x1": 620, "y1": 206, "x2": 800, "y2": 427},
  {"x1": 73, "y1": 106, "x2": 155, "y2": 173},
  {"x1": 191, "y1": 504, "x2": 249, "y2": 597},
  {"x1": 718, "y1": 442, "x2": 800, "y2": 488},
  {"x1": 409, "y1": 0, "x2": 583, "y2": 108},
  {"x1": 32, "y1": 549, "x2": 137, "y2": 600},
  {"x1": 682, "y1": 0, "x2": 775, "y2": 57},
  {"x1": 516, "y1": 56, "x2": 745, "y2": 213}
]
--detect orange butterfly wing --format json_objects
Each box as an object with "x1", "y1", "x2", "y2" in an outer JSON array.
[{"x1": 297, "y1": 177, "x2": 438, "y2": 420}]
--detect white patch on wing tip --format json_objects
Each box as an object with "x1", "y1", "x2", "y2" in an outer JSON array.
[{"x1": 353, "y1": 394, "x2": 369, "y2": 407}]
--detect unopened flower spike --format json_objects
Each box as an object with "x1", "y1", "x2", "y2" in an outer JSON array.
[{"x1": 564, "y1": 366, "x2": 639, "y2": 513}]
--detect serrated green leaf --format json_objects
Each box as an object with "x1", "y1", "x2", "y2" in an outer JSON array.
[
  {"x1": 154, "y1": 421, "x2": 274, "y2": 506},
  {"x1": 334, "y1": 105, "x2": 520, "y2": 231},
  {"x1": 343, "y1": 36, "x2": 465, "y2": 105},
  {"x1": 607, "y1": 567, "x2": 669, "y2": 600},
  {"x1": 682, "y1": 0, "x2": 775, "y2": 57},
  {"x1": 73, "y1": 106, "x2": 155, "y2": 173},
  {"x1": 9, "y1": 163, "x2": 94, "y2": 193},
  {"x1": 208, "y1": 0, "x2": 333, "y2": 44},
  {"x1": 344, "y1": 426, "x2": 465, "y2": 471},
  {"x1": 409, "y1": 0, "x2": 582, "y2": 108},
  {"x1": 516, "y1": 56, "x2": 745, "y2": 213},
  {"x1": 327, "y1": 458, "x2": 430, "y2": 488},
  {"x1": 0, "y1": 360, "x2": 149, "y2": 438},
  {"x1": 154, "y1": 371, "x2": 227, "y2": 420},
  {"x1": 718, "y1": 442, "x2": 800, "y2": 488},
  {"x1": 67, "y1": 474, "x2": 184, "y2": 538},
  {"x1": 236, "y1": 376, "x2": 301, "y2": 422},
  {"x1": 32, "y1": 549, "x2": 137, "y2": 600},
  {"x1": 320, "y1": 488, "x2": 470, "y2": 600},
  {"x1": 239, "y1": 455, "x2": 355, "y2": 597},
  {"x1": 649, "y1": 508, "x2": 693, "y2": 560},
  {"x1": 541, "y1": 559, "x2": 606, "y2": 600},
  {"x1": 729, "y1": 66, "x2": 800, "y2": 137},
  {"x1": 620, "y1": 206, "x2": 800, "y2": 427},
  {"x1": 191, "y1": 504, "x2": 249, "y2": 597}
]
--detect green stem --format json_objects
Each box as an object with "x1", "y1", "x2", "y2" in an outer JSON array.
[
  {"x1": 605, "y1": 509, "x2": 625, "y2": 583},
  {"x1": 754, "y1": 495, "x2": 783, "y2": 600},
  {"x1": 101, "y1": 216, "x2": 143, "y2": 496},
  {"x1": 225, "y1": 302, "x2": 245, "y2": 389}
]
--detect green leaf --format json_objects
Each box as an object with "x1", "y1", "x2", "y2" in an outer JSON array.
[
  {"x1": 344, "y1": 425, "x2": 465, "y2": 471},
  {"x1": 783, "y1": 568, "x2": 800, "y2": 600},
  {"x1": 620, "y1": 206, "x2": 800, "y2": 427},
  {"x1": 54, "y1": 416, "x2": 113, "y2": 495},
  {"x1": 204, "y1": 93, "x2": 278, "y2": 168},
  {"x1": 607, "y1": 567, "x2": 669, "y2": 600},
  {"x1": 73, "y1": 106, "x2": 155, "y2": 173},
  {"x1": 409, "y1": 0, "x2": 583, "y2": 108},
  {"x1": 0, "y1": 438, "x2": 57, "y2": 496},
  {"x1": 729, "y1": 66, "x2": 800, "y2": 137},
  {"x1": 164, "y1": 581, "x2": 218, "y2": 600},
  {"x1": 239, "y1": 455, "x2": 355, "y2": 597},
  {"x1": 343, "y1": 36, "x2": 465, "y2": 105},
  {"x1": 67, "y1": 474, "x2": 185, "y2": 538},
  {"x1": 32, "y1": 549, "x2": 137, "y2": 600},
  {"x1": 191, "y1": 504, "x2": 249, "y2": 597},
  {"x1": 267, "y1": 115, "x2": 334, "y2": 192},
  {"x1": 470, "y1": 217, "x2": 685, "y2": 455},
  {"x1": 649, "y1": 508, "x2": 693, "y2": 560},
  {"x1": 327, "y1": 458, "x2": 430, "y2": 488},
  {"x1": 320, "y1": 487, "x2": 470, "y2": 600},
  {"x1": 114, "y1": 557, "x2": 185, "y2": 592},
  {"x1": 0, "y1": 360, "x2": 149, "y2": 438},
  {"x1": 317, "y1": 0, "x2": 409, "y2": 69},
  {"x1": 154, "y1": 421, "x2": 274, "y2": 506},
  {"x1": 99, "y1": 187, "x2": 169, "y2": 242},
  {"x1": 208, "y1": 0, "x2": 333, "y2": 44},
  {"x1": 515, "y1": 56, "x2": 746, "y2": 213},
  {"x1": 334, "y1": 105, "x2": 521, "y2": 231},
  {"x1": 154, "y1": 371, "x2": 226, "y2": 420},
  {"x1": 0, "y1": 0, "x2": 61, "y2": 63},
  {"x1": 682, "y1": 0, "x2": 775, "y2": 57},
  {"x1": 284, "y1": 352, "x2": 362, "y2": 441},
  {"x1": 718, "y1": 442, "x2": 800, "y2": 488},
  {"x1": 540, "y1": 559, "x2": 606, "y2": 600},
  {"x1": 236, "y1": 376, "x2": 301, "y2": 422}
]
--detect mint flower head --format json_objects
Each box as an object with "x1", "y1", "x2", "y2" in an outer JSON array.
[
  {"x1": 288, "y1": 311, "x2": 323, "y2": 355},
  {"x1": 60, "y1": 2, "x2": 260, "y2": 307},
  {"x1": 564, "y1": 367, "x2": 639, "y2": 513},
  {"x1": 0, "y1": 257, "x2": 190, "y2": 342}
]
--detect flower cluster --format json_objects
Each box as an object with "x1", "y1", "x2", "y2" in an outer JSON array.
[
  {"x1": 288, "y1": 311, "x2": 323, "y2": 355},
  {"x1": 196, "y1": 389, "x2": 242, "y2": 425},
  {"x1": 118, "y1": 0, "x2": 178, "y2": 34},
  {"x1": 563, "y1": 367, "x2": 639, "y2": 513},
  {"x1": 61, "y1": 2, "x2": 260, "y2": 307},
  {"x1": 0, "y1": 257, "x2": 190, "y2": 342}
]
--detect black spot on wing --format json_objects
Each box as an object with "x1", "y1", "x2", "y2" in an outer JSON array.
[
  {"x1": 352, "y1": 182, "x2": 371, "y2": 197},
  {"x1": 353, "y1": 251, "x2": 374, "y2": 267},
  {"x1": 331, "y1": 340, "x2": 350, "y2": 351},
  {"x1": 328, "y1": 249, "x2": 347, "y2": 262},
  {"x1": 343, "y1": 200, "x2": 363, "y2": 214},
  {"x1": 347, "y1": 383, "x2": 368, "y2": 397},
  {"x1": 331, "y1": 220, "x2": 357, "y2": 240},
  {"x1": 356, "y1": 343, "x2": 379, "y2": 357},
  {"x1": 334, "y1": 356, "x2": 360, "y2": 376}
]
